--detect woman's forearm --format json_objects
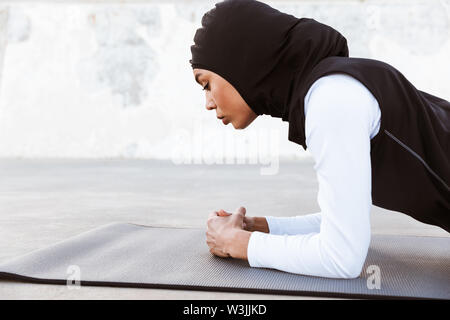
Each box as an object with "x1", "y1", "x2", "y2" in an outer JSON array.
[
  {"x1": 252, "y1": 217, "x2": 270, "y2": 233},
  {"x1": 264, "y1": 213, "x2": 322, "y2": 235}
]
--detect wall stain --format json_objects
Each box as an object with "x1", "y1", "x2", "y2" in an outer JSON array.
[
  {"x1": 7, "y1": 7, "x2": 31, "y2": 43},
  {"x1": 82, "y1": 7, "x2": 161, "y2": 108}
]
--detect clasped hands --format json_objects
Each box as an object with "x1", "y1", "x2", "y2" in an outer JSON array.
[{"x1": 205, "y1": 206, "x2": 254, "y2": 260}]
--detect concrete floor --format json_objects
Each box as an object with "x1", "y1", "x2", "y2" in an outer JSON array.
[{"x1": 0, "y1": 158, "x2": 448, "y2": 299}]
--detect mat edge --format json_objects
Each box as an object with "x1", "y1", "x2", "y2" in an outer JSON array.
[{"x1": 0, "y1": 272, "x2": 442, "y2": 301}]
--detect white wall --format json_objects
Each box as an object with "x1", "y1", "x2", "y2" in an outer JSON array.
[{"x1": 0, "y1": 0, "x2": 449, "y2": 160}]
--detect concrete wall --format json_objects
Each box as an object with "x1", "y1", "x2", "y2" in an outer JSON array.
[{"x1": 0, "y1": 0, "x2": 449, "y2": 160}]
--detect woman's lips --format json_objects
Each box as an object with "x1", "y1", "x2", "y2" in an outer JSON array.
[{"x1": 217, "y1": 115, "x2": 228, "y2": 124}]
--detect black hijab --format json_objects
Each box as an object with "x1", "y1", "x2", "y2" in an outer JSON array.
[{"x1": 189, "y1": 0, "x2": 348, "y2": 121}]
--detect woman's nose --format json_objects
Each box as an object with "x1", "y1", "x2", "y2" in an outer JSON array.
[{"x1": 206, "y1": 99, "x2": 216, "y2": 110}]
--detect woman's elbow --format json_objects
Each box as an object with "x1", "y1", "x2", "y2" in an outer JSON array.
[
  {"x1": 338, "y1": 249, "x2": 369, "y2": 279},
  {"x1": 340, "y1": 261, "x2": 364, "y2": 279}
]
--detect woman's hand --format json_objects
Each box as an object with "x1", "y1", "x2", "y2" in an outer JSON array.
[
  {"x1": 206, "y1": 206, "x2": 251, "y2": 260},
  {"x1": 216, "y1": 209, "x2": 269, "y2": 233}
]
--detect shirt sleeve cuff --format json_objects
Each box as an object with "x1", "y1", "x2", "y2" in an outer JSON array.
[
  {"x1": 247, "y1": 231, "x2": 267, "y2": 268},
  {"x1": 264, "y1": 215, "x2": 283, "y2": 235}
]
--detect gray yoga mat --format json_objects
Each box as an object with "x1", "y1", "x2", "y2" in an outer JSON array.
[{"x1": 0, "y1": 222, "x2": 449, "y2": 299}]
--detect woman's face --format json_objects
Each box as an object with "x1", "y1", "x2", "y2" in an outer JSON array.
[{"x1": 193, "y1": 68, "x2": 257, "y2": 129}]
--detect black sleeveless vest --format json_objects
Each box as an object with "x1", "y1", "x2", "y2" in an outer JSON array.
[{"x1": 286, "y1": 56, "x2": 450, "y2": 233}]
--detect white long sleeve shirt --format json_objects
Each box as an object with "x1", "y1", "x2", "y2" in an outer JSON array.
[{"x1": 246, "y1": 73, "x2": 381, "y2": 279}]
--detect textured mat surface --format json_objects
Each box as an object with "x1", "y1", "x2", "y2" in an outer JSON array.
[{"x1": 0, "y1": 222, "x2": 449, "y2": 299}]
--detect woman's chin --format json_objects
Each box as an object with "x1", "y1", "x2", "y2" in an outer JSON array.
[
  {"x1": 231, "y1": 120, "x2": 241, "y2": 129},
  {"x1": 232, "y1": 122, "x2": 246, "y2": 130}
]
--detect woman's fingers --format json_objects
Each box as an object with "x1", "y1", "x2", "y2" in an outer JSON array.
[
  {"x1": 206, "y1": 207, "x2": 246, "y2": 258},
  {"x1": 217, "y1": 209, "x2": 231, "y2": 216},
  {"x1": 209, "y1": 247, "x2": 229, "y2": 258},
  {"x1": 208, "y1": 211, "x2": 218, "y2": 219},
  {"x1": 230, "y1": 206, "x2": 246, "y2": 228},
  {"x1": 235, "y1": 206, "x2": 246, "y2": 216},
  {"x1": 209, "y1": 209, "x2": 239, "y2": 217},
  {"x1": 209, "y1": 209, "x2": 231, "y2": 219}
]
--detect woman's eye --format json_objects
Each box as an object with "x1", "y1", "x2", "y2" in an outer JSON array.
[{"x1": 202, "y1": 82, "x2": 210, "y2": 91}]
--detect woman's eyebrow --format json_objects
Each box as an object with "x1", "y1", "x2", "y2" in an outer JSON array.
[{"x1": 195, "y1": 73, "x2": 203, "y2": 85}]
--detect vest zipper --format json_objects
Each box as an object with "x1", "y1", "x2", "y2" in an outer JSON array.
[{"x1": 384, "y1": 129, "x2": 450, "y2": 192}]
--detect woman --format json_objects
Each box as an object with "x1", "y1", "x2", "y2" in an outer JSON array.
[{"x1": 190, "y1": 0, "x2": 450, "y2": 279}]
